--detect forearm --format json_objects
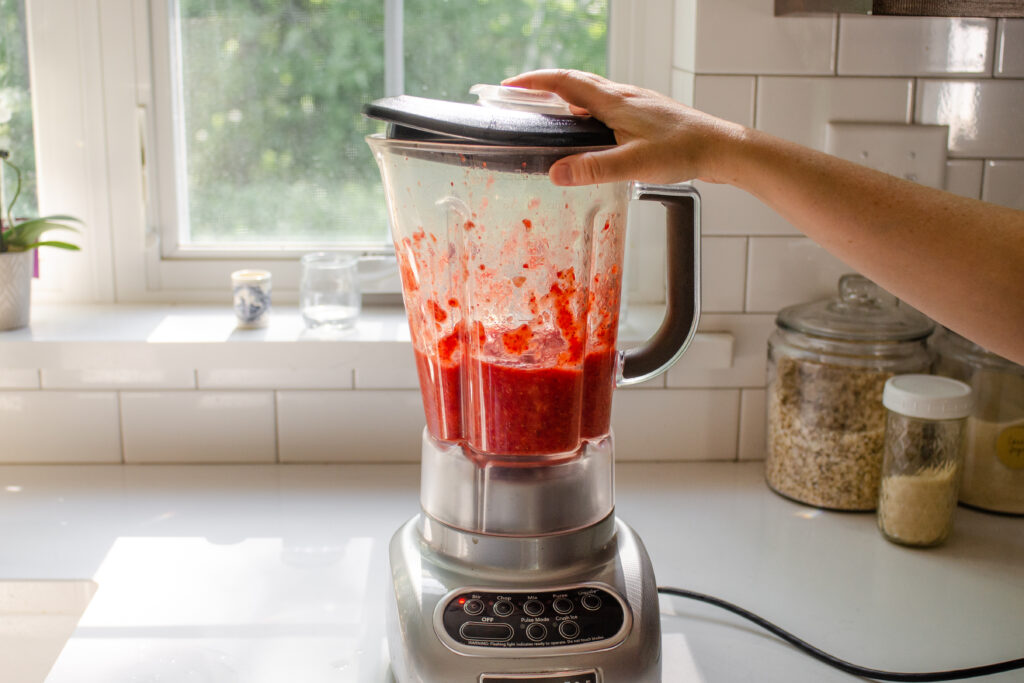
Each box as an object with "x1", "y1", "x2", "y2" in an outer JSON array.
[{"x1": 715, "y1": 127, "x2": 1024, "y2": 364}]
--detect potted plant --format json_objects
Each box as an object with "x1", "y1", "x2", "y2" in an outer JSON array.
[{"x1": 0, "y1": 149, "x2": 81, "y2": 331}]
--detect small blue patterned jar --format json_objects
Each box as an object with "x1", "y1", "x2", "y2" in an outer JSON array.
[{"x1": 232, "y1": 269, "x2": 272, "y2": 328}]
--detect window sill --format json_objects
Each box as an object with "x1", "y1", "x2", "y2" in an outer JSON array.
[{"x1": 0, "y1": 304, "x2": 672, "y2": 391}]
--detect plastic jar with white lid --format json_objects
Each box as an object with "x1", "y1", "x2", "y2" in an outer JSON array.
[{"x1": 877, "y1": 375, "x2": 973, "y2": 547}]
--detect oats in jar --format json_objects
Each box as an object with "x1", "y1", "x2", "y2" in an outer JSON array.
[{"x1": 766, "y1": 355, "x2": 892, "y2": 510}]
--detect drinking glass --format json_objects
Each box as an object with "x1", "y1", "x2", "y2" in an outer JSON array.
[{"x1": 300, "y1": 252, "x2": 361, "y2": 329}]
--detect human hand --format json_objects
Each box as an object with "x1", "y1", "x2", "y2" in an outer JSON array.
[{"x1": 502, "y1": 69, "x2": 743, "y2": 186}]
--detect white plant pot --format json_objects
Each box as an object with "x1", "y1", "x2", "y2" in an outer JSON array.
[{"x1": 0, "y1": 250, "x2": 32, "y2": 331}]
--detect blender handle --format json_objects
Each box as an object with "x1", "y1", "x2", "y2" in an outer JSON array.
[{"x1": 618, "y1": 183, "x2": 701, "y2": 386}]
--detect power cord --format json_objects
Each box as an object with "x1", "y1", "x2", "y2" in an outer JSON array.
[{"x1": 658, "y1": 586, "x2": 1024, "y2": 681}]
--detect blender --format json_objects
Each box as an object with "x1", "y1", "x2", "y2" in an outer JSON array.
[{"x1": 364, "y1": 86, "x2": 700, "y2": 683}]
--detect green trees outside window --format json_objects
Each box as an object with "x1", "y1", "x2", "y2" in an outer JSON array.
[{"x1": 178, "y1": 0, "x2": 607, "y2": 245}]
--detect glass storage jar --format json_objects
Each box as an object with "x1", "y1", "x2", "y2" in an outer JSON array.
[
  {"x1": 931, "y1": 328, "x2": 1024, "y2": 515},
  {"x1": 765, "y1": 274, "x2": 933, "y2": 510},
  {"x1": 877, "y1": 375, "x2": 972, "y2": 547}
]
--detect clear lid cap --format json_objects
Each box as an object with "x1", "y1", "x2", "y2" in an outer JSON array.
[
  {"x1": 469, "y1": 84, "x2": 573, "y2": 115},
  {"x1": 776, "y1": 274, "x2": 934, "y2": 342},
  {"x1": 883, "y1": 374, "x2": 973, "y2": 420}
]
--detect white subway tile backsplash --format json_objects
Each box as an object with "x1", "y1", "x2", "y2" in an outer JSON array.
[
  {"x1": 674, "y1": 0, "x2": 698, "y2": 72},
  {"x1": 738, "y1": 388, "x2": 767, "y2": 461},
  {"x1": 612, "y1": 389, "x2": 739, "y2": 460},
  {"x1": 0, "y1": 392, "x2": 121, "y2": 463},
  {"x1": 197, "y1": 368, "x2": 353, "y2": 390},
  {"x1": 672, "y1": 69, "x2": 695, "y2": 106},
  {"x1": 277, "y1": 390, "x2": 425, "y2": 462},
  {"x1": 982, "y1": 161, "x2": 1024, "y2": 210},
  {"x1": 121, "y1": 392, "x2": 276, "y2": 463},
  {"x1": 694, "y1": 76, "x2": 756, "y2": 127},
  {"x1": 701, "y1": 237, "x2": 747, "y2": 312},
  {"x1": 693, "y1": 182, "x2": 801, "y2": 236},
  {"x1": 916, "y1": 79, "x2": 1024, "y2": 158},
  {"x1": 354, "y1": 347, "x2": 420, "y2": 389},
  {"x1": 944, "y1": 160, "x2": 984, "y2": 199},
  {"x1": 41, "y1": 368, "x2": 196, "y2": 390},
  {"x1": 757, "y1": 77, "x2": 913, "y2": 150},
  {"x1": 838, "y1": 16, "x2": 995, "y2": 77},
  {"x1": 0, "y1": 368, "x2": 40, "y2": 389},
  {"x1": 668, "y1": 314, "x2": 775, "y2": 388},
  {"x1": 995, "y1": 19, "x2": 1024, "y2": 77},
  {"x1": 746, "y1": 238, "x2": 852, "y2": 313},
  {"x1": 676, "y1": 0, "x2": 836, "y2": 75}
]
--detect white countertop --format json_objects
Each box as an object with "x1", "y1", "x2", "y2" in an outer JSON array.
[{"x1": 1, "y1": 462, "x2": 1021, "y2": 682}]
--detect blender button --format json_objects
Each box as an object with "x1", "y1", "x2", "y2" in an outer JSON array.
[
  {"x1": 558, "y1": 620, "x2": 581, "y2": 640},
  {"x1": 525, "y1": 623, "x2": 548, "y2": 642},
  {"x1": 523, "y1": 599, "x2": 545, "y2": 617},
  {"x1": 460, "y1": 622, "x2": 514, "y2": 642},
  {"x1": 552, "y1": 598, "x2": 574, "y2": 615},
  {"x1": 463, "y1": 599, "x2": 485, "y2": 616},
  {"x1": 493, "y1": 600, "x2": 514, "y2": 617},
  {"x1": 580, "y1": 594, "x2": 602, "y2": 611}
]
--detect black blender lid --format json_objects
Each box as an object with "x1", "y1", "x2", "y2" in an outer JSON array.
[{"x1": 362, "y1": 91, "x2": 616, "y2": 147}]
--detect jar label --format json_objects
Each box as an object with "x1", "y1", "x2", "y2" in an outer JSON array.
[{"x1": 996, "y1": 423, "x2": 1024, "y2": 470}]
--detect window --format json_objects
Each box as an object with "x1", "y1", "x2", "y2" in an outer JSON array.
[
  {"x1": 21, "y1": 0, "x2": 672, "y2": 302},
  {"x1": 0, "y1": 0, "x2": 37, "y2": 221},
  {"x1": 162, "y1": 0, "x2": 609, "y2": 254}
]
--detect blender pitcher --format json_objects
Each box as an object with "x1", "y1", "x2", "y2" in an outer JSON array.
[{"x1": 366, "y1": 88, "x2": 699, "y2": 465}]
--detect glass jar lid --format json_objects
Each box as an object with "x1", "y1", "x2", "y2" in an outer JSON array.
[
  {"x1": 777, "y1": 274, "x2": 933, "y2": 342},
  {"x1": 932, "y1": 326, "x2": 1024, "y2": 373}
]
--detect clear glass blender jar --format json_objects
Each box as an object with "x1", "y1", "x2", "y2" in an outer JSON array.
[
  {"x1": 372, "y1": 138, "x2": 632, "y2": 461},
  {"x1": 364, "y1": 89, "x2": 700, "y2": 533}
]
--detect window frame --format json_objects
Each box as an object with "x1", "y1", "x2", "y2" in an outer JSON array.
[{"x1": 26, "y1": 0, "x2": 674, "y2": 304}]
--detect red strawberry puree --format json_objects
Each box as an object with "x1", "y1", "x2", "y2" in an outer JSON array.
[
  {"x1": 398, "y1": 211, "x2": 623, "y2": 459},
  {"x1": 413, "y1": 344, "x2": 617, "y2": 457}
]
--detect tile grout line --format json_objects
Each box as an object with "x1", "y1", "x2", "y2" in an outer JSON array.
[
  {"x1": 909, "y1": 77, "x2": 917, "y2": 124},
  {"x1": 742, "y1": 236, "x2": 752, "y2": 313},
  {"x1": 832, "y1": 13, "x2": 840, "y2": 77},
  {"x1": 116, "y1": 391, "x2": 126, "y2": 464},
  {"x1": 734, "y1": 389, "x2": 744, "y2": 462},
  {"x1": 273, "y1": 390, "x2": 281, "y2": 463},
  {"x1": 993, "y1": 19, "x2": 1002, "y2": 78}
]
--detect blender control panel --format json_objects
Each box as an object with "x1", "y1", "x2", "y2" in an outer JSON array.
[{"x1": 439, "y1": 586, "x2": 626, "y2": 649}]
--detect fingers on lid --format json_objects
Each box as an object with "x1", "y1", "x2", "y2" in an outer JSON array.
[{"x1": 502, "y1": 69, "x2": 615, "y2": 113}]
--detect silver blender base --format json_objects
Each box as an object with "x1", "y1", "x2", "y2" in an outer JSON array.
[{"x1": 386, "y1": 512, "x2": 661, "y2": 683}]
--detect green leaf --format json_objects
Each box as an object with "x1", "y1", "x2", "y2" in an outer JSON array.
[
  {"x1": 4, "y1": 219, "x2": 80, "y2": 248},
  {"x1": 21, "y1": 240, "x2": 81, "y2": 251},
  {"x1": 11, "y1": 215, "x2": 83, "y2": 227}
]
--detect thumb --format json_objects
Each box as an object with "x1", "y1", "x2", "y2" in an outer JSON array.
[{"x1": 549, "y1": 144, "x2": 639, "y2": 186}]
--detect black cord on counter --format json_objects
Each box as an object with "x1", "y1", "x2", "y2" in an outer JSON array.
[{"x1": 658, "y1": 586, "x2": 1024, "y2": 681}]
